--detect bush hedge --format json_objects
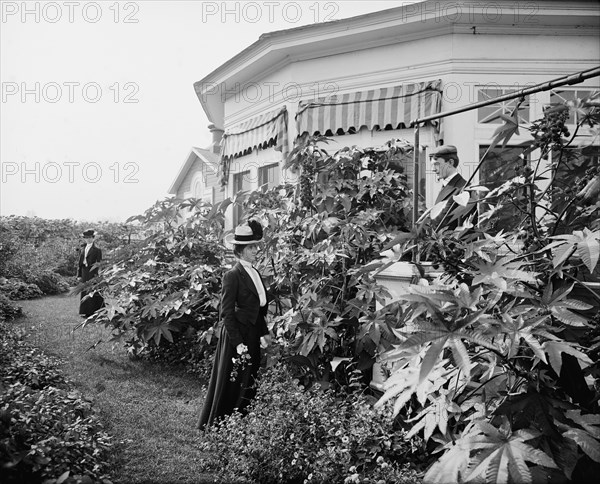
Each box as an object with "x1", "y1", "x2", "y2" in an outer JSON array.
[
  {"x1": 0, "y1": 295, "x2": 22, "y2": 323},
  {"x1": 0, "y1": 322, "x2": 114, "y2": 484},
  {"x1": 0, "y1": 279, "x2": 44, "y2": 300},
  {"x1": 140, "y1": 328, "x2": 216, "y2": 381},
  {"x1": 199, "y1": 363, "x2": 422, "y2": 484},
  {"x1": 21, "y1": 270, "x2": 70, "y2": 296}
]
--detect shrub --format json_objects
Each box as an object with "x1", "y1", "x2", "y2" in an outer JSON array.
[
  {"x1": 0, "y1": 215, "x2": 133, "y2": 283},
  {"x1": 54, "y1": 248, "x2": 80, "y2": 277},
  {"x1": 0, "y1": 294, "x2": 22, "y2": 322},
  {"x1": 199, "y1": 363, "x2": 422, "y2": 484},
  {"x1": 0, "y1": 279, "x2": 44, "y2": 300},
  {"x1": 22, "y1": 270, "x2": 70, "y2": 295},
  {"x1": 373, "y1": 92, "x2": 600, "y2": 483},
  {"x1": 0, "y1": 332, "x2": 65, "y2": 390},
  {"x1": 0, "y1": 322, "x2": 114, "y2": 484},
  {"x1": 0, "y1": 230, "x2": 19, "y2": 278},
  {"x1": 140, "y1": 326, "x2": 216, "y2": 380},
  {"x1": 87, "y1": 197, "x2": 227, "y2": 359},
  {"x1": 243, "y1": 137, "x2": 414, "y2": 384}
]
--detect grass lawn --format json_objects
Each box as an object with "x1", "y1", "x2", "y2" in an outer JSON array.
[{"x1": 13, "y1": 293, "x2": 217, "y2": 484}]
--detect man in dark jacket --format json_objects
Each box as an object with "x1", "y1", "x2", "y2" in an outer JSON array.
[
  {"x1": 77, "y1": 228, "x2": 103, "y2": 316},
  {"x1": 430, "y1": 145, "x2": 476, "y2": 229}
]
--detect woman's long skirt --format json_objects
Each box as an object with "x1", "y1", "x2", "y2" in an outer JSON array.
[
  {"x1": 79, "y1": 290, "x2": 104, "y2": 317},
  {"x1": 198, "y1": 322, "x2": 261, "y2": 430}
]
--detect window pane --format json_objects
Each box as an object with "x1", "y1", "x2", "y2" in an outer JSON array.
[
  {"x1": 233, "y1": 171, "x2": 251, "y2": 225},
  {"x1": 479, "y1": 145, "x2": 528, "y2": 233},
  {"x1": 258, "y1": 163, "x2": 280, "y2": 192},
  {"x1": 549, "y1": 89, "x2": 597, "y2": 125},
  {"x1": 550, "y1": 145, "x2": 600, "y2": 217},
  {"x1": 477, "y1": 87, "x2": 530, "y2": 124}
]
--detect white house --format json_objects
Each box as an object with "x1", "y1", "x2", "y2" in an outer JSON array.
[
  {"x1": 168, "y1": 124, "x2": 225, "y2": 204},
  {"x1": 187, "y1": 0, "x2": 599, "y2": 228}
]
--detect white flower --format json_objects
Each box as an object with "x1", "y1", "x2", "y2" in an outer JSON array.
[{"x1": 236, "y1": 343, "x2": 248, "y2": 355}]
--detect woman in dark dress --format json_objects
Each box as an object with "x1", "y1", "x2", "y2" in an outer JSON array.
[
  {"x1": 198, "y1": 220, "x2": 271, "y2": 430},
  {"x1": 77, "y1": 229, "x2": 104, "y2": 317}
]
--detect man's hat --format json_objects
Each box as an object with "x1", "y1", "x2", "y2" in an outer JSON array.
[
  {"x1": 224, "y1": 220, "x2": 263, "y2": 246},
  {"x1": 429, "y1": 145, "x2": 458, "y2": 159},
  {"x1": 82, "y1": 229, "x2": 95, "y2": 237}
]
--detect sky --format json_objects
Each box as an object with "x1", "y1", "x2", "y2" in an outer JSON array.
[{"x1": 0, "y1": 0, "x2": 406, "y2": 223}]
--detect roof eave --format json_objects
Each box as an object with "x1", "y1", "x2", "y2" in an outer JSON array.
[
  {"x1": 193, "y1": 0, "x2": 600, "y2": 127},
  {"x1": 168, "y1": 148, "x2": 218, "y2": 195}
]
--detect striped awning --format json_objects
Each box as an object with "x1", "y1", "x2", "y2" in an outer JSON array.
[
  {"x1": 220, "y1": 106, "x2": 288, "y2": 186},
  {"x1": 296, "y1": 80, "x2": 442, "y2": 137}
]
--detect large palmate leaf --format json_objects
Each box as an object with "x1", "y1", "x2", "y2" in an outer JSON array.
[
  {"x1": 298, "y1": 315, "x2": 340, "y2": 356},
  {"x1": 539, "y1": 282, "x2": 593, "y2": 327},
  {"x1": 568, "y1": 90, "x2": 600, "y2": 126},
  {"x1": 424, "y1": 420, "x2": 558, "y2": 484},
  {"x1": 396, "y1": 313, "x2": 496, "y2": 383},
  {"x1": 547, "y1": 228, "x2": 600, "y2": 273},
  {"x1": 424, "y1": 436, "x2": 471, "y2": 484},
  {"x1": 469, "y1": 257, "x2": 538, "y2": 291},
  {"x1": 101, "y1": 296, "x2": 127, "y2": 322},
  {"x1": 384, "y1": 283, "x2": 500, "y2": 383},
  {"x1": 500, "y1": 313, "x2": 548, "y2": 361},
  {"x1": 560, "y1": 410, "x2": 600, "y2": 463},
  {"x1": 542, "y1": 340, "x2": 593, "y2": 376},
  {"x1": 144, "y1": 319, "x2": 177, "y2": 345},
  {"x1": 375, "y1": 353, "x2": 452, "y2": 417},
  {"x1": 490, "y1": 109, "x2": 521, "y2": 150},
  {"x1": 406, "y1": 389, "x2": 462, "y2": 442},
  {"x1": 565, "y1": 409, "x2": 600, "y2": 438},
  {"x1": 563, "y1": 429, "x2": 600, "y2": 463}
]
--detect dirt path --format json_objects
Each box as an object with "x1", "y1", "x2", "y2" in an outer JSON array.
[{"x1": 14, "y1": 293, "x2": 216, "y2": 484}]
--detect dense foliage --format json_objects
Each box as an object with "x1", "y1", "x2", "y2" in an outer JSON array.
[
  {"x1": 0, "y1": 278, "x2": 44, "y2": 301},
  {"x1": 83, "y1": 198, "x2": 229, "y2": 364},
  {"x1": 373, "y1": 92, "x2": 600, "y2": 483},
  {"x1": 0, "y1": 322, "x2": 114, "y2": 484},
  {"x1": 199, "y1": 362, "x2": 421, "y2": 484},
  {"x1": 244, "y1": 137, "x2": 414, "y2": 386},
  {"x1": 0, "y1": 216, "x2": 132, "y2": 297},
  {"x1": 62, "y1": 89, "x2": 598, "y2": 483},
  {"x1": 0, "y1": 294, "x2": 22, "y2": 322}
]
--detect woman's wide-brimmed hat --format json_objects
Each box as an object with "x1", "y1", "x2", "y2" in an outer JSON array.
[
  {"x1": 82, "y1": 229, "x2": 95, "y2": 237},
  {"x1": 224, "y1": 220, "x2": 263, "y2": 246}
]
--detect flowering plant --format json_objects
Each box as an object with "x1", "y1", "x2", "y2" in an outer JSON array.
[
  {"x1": 230, "y1": 343, "x2": 252, "y2": 382},
  {"x1": 200, "y1": 363, "x2": 421, "y2": 484}
]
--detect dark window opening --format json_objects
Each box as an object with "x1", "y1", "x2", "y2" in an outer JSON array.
[
  {"x1": 479, "y1": 145, "x2": 529, "y2": 234},
  {"x1": 233, "y1": 170, "x2": 251, "y2": 226}
]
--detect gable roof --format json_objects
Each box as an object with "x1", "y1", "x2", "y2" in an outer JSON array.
[{"x1": 168, "y1": 147, "x2": 219, "y2": 195}]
